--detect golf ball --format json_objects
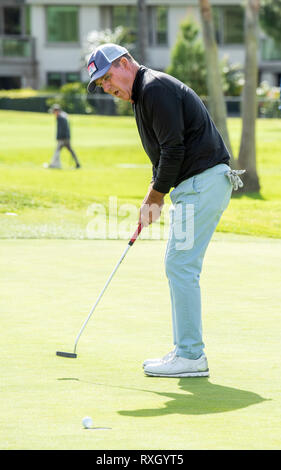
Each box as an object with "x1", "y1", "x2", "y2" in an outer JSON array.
[{"x1": 82, "y1": 416, "x2": 93, "y2": 429}]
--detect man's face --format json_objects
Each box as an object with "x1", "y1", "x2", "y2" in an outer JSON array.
[{"x1": 95, "y1": 59, "x2": 134, "y2": 102}]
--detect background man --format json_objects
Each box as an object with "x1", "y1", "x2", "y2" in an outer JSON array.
[{"x1": 45, "y1": 104, "x2": 81, "y2": 170}]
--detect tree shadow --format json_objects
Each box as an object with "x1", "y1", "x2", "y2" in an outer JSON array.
[
  {"x1": 118, "y1": 378, "x2": 269, "y2": 417},
  {"x1": 231, "y1": 191, "x2": 265, "y2": 200}
]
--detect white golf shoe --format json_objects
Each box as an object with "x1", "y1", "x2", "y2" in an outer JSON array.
[
  {"x1": 142, "y1": 349, "x2": 176, "y2": 368},
  {"x1": 143, "y1": 354, "x2": 209, "y2": 377}
]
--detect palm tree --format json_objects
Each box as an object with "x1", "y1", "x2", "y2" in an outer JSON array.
[
  {"x1": 238, "y1": 0, "x2": 261, "y2": 192},
  {"x1": 198, "y1": 0, "x2": 235, "y2": 167},
  {"x1": 137, "y1": 0, "x2": 148, "y2": 65}
]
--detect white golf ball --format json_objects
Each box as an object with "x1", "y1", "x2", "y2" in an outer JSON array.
[{"x1": 82, "y1": 416, "x2": 93, "y2": 429}]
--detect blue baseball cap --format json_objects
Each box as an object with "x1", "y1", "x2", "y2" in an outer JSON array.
[{"x1": 87, "y1": 43, "x2": 128, "y2": 93}]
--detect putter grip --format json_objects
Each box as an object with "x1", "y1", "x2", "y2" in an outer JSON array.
[{"x1": 128, "y1": 223, "x2": 143, "y2": 246}]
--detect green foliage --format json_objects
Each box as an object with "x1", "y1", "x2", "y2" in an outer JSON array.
[
  {"x1": 166, "y1": 19, "x2": 208, "y2": 96},
  {"x1": 0, "y1": 88, "x2": 40, "y2": 98},
  {"x1": 84, "y1": 26, "x2": 136, "y2": 63},
  {"x1": 115, "y1": 99, "x2": 134, "y2": 116},
  {"x1": 46, "y1": 82, "x2": 91, "y2": 114},
  {"x1": 166, "y1": 18, "x2": 244, "y2": 98},
  {"x1": 257, "y1": 81, "x2": 281, "y2": 118},
  {"x1": 0, "y1": 112, "x2": 280, "y2": 238},
  {"x1": 221, "y1": 59, "x2": 244, "y2": 97},
  {"x1": 260, "y1": 0, "x2": 281, "y2": 44}
]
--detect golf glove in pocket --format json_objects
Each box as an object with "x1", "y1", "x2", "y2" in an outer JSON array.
[{"x1": 225, "y1": 169, "x2": 246, "y2": 191}]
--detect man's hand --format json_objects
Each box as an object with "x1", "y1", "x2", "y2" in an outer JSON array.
[{"x1": 139, "y1": 188, "x2": 165, "y2": 227}]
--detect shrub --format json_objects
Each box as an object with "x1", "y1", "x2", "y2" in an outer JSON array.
[
  {"x1": 115, "y1": 99, "x2": 134, "y2": 116},
  {"x1": 46, "y1": 82, "x2": 91, "y2": 114},
  {"x1": 0, "y1": 88, "x2": 40, "y2": 98},
  {"x1": 166, "y1": 19, "x2": 207, "y2": 97},
  {"x1": 166, "y1": 18, "x2": 244, "y2": 98},
  {"x1": 257, "y1": 81, "x2": 281, "y2": 118}
]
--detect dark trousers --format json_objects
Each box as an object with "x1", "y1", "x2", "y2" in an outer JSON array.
[{"x1": 50, "y1": 139, "x2": 80, "y2": 167}]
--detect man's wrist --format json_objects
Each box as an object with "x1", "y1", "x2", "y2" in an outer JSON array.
[{"x1": 146, "y1": 188, "x2": 165, "y2": 206}]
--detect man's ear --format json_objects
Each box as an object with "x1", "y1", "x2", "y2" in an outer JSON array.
[{"x1": 119, "y1": 56, "x2": 129, "y2": 68}]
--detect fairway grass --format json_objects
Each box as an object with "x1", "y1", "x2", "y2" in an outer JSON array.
[
  {"x1": 0, "y1": 111, "x2": 280, "y2": 239},
  {"x1": 1, "y1": 235, "x2": 280, "y2": 450}
]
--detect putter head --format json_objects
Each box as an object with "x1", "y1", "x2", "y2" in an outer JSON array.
[{"x1": 56, "y1": 351, "x2": 77, "y2": 358}]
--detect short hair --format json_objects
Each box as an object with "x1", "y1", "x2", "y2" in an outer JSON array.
[{"x1": 112, "y1": 52, "x2": 138, "y2": 67}]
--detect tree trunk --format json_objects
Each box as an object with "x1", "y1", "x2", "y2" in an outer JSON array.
[
  {"x1": 238, "y1": 0, "x2": 261, "y2": 192},
  {"x1": 198, "y1": 0, "x2": 235, "y2": 167},
  {"x1": 137, "y1": 0, "x2": 148, "y2": 65}
]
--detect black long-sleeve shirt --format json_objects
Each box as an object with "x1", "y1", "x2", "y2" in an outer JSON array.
[
  {"x1": 131, "y1": 66, "x2": 230, "y2": 194},
  {"x1": 56, "y1": 112, "x2": 70, "y2": 140}
]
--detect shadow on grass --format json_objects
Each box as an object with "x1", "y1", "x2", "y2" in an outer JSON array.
[
  {"x1": 57, "y1": 377, "x2": 268, "y2": 416},
  {"x1": 117, "y1": 378, "x2": 268, "y2": 417}
]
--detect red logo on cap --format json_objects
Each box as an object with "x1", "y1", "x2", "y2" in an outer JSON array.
[{"x1": 88, "y1": 61, "x2": 97, "y2": 76}]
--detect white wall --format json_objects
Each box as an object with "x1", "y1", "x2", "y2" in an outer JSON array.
[
  {"x1": 31, "y1": 4, "x2": 100, "y2": 87},
  {"x1": 147, "y1": 6, "x2": 198, "y2": 70},
  {"x1": 31, "y1": 5, "x2": 45, "y2": 87},
  {"x1": 218, "y1": 46, "x2": 245, "y2": 67},
  {"x1": 29, "y1": 2, "x2": 279, "y2": 89},
  {"x1": 80, "y1": 6, "x2": 100, "y2": 82}
]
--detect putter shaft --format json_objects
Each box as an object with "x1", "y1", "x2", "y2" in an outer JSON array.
[
  {"x1": 73, "y1": 242, "x2": 131, "y2": 355},
  {"x1": 57, "y1": 224, "x2": 143, "y2": 358}
]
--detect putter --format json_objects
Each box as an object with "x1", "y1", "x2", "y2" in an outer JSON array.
[{"x1": 56, "y1": 223, "x2": 143, "y2": 358}]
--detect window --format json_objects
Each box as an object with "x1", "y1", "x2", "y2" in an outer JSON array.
[
  {"x1": 47, "y1": 72, "x2": 80, "y2": 88},
  {"x1": 213, "y1": 6, "x2": 244, "y2": 45},
  {"x1": 47, "y1": 72, "x2": 62, "y2": 88},
  {"x1": 0, "y1": 5, "x2": 30, "y2": 36},
  {"x1": 102, "y1": 5, "x2": 168, "y2": 47},
  {"x1": 156, "y1": 7, "x2": 168, "y2": 45},
  {"x1": 148, "y1": 7, "x2": 168, "y2": 46},
  {"x1": 66, "y1": 72, "x2": 81, "y2": 83},
  {"x1": 46, "y1": 6, "x2": 79, "y2": 43},
  {"x1": 4, "y1": 7, "x2": 21, "y2": 35},
  {"x1": 0, "y1": 76, "x2": 21, "y2": 90},
  {"x1": 112, "y1": 6, "x2": 137, "y2": 43},
  {"x1": 261, "y1": 37, "x2": 281, "y2": 61}
]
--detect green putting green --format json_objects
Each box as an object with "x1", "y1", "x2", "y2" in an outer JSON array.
[{"x1": 1, "y1": 234, "x2": 280, "y2": 449}]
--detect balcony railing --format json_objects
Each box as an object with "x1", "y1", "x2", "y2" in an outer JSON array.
[{"x1": 0, "y1": 35, "x2": 35, "y2": 60}]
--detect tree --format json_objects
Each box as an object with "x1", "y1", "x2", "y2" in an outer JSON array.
[
  {"x1": 137, "y1": 0, "x2": 148, "y2": 64},
  {"x1": 198, "y1": 0, "x2": 234, "y2": 166},
  {"x1": 47, "y1": 82, "x2": 89, "y2": 114},
  {"x1": 84, "y1": 26, "x2": 136, "y2": 65},
  {"x1": 238, "y1": 0, "x2": 261, "y2": 192},
  {"x1": 259, "y1": 0, "x2": 281, "y2": 44},
  {"x1": 166, "y1": 19, "x2": 208, "y2": 97}
]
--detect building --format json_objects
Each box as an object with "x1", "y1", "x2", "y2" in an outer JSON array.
[{"x1": 0, "y1": 0, "x2": 280, "y2": 91}]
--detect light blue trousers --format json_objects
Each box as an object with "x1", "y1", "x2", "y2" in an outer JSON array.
[{"x1": 165, "y1": 163, "x2": 232, "y2": 359}]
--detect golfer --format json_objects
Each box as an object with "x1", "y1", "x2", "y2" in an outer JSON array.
[
  {"x1": 45, "y1": 104, "x2": 81, "y2": 169},
  {"x1": 87, "y1": 43, "x2": 244, "y2": 377}
]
